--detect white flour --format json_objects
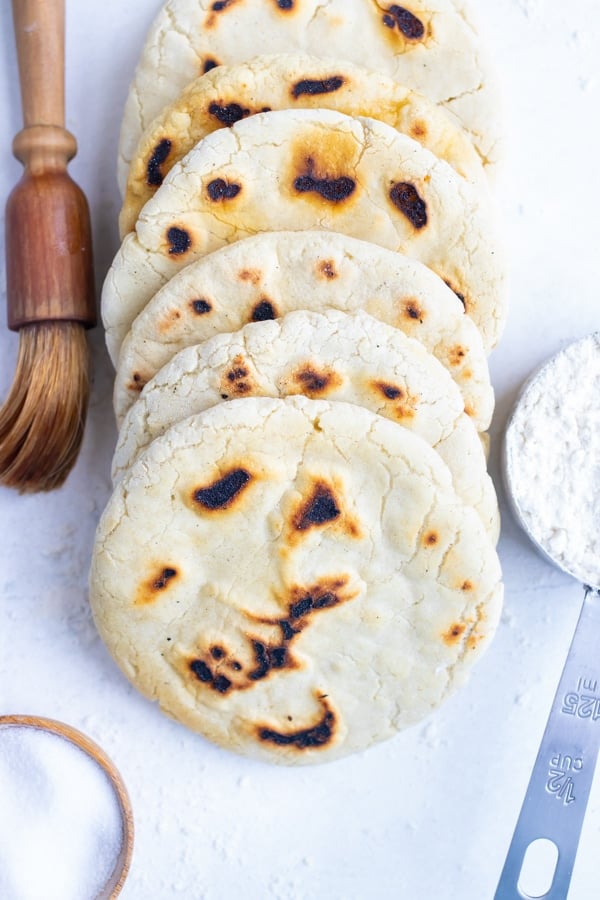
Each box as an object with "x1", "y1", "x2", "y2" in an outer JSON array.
[
  {"x1": 0, "y1": 725, "x2": 124, "y2": 900},
  {"x1": 505, "y1": 334, "x2": 600, "y2": 587}
]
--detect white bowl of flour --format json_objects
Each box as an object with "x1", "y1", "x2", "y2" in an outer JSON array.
[{"x1": 503, "y1": 332, "x2": 600, "y2": 589}]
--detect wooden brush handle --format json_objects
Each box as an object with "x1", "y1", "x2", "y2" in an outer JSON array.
[
  {"x1": 6, "y1": 0, "x2": 96, "y2": 330},
  {"x1": 13, "y1": 0, "x2": 66, "y2": 128},
  {"x1": 11, "y1": 0, "x2": 76, "y2": 173}
]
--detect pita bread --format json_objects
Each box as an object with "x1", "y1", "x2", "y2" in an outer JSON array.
[
  {"x1": 113, "y1": 231, "x2": 494, "y2": 432},
  {"x1": 117, "y1": 0, "x2": 501, "y2": 192},
  {"x1": 90, "y1": 395, "x2": 503, "y2": 764},
  {"x1": 103, "y1": 109, "x2": 505, "y2": 360},
  {"x1": 119, "y1": 52, "x2": 485, "y2": 235},
  {"x1": 112, "y1": 309, "x2": 499, "y2": 539}
]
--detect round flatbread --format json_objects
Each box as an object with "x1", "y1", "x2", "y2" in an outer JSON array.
[
  {"x1": 119, "y1": 52, "x2": 485, "y2": 235},
  {"x1": 112, "y1": 309, "x2": 499, "y2": 539},
  {"x1": 103, "y1": 109, "x2": 505, "y2": 362},
  {"x1": 117, "y1": 0, "x2": 501, "y2": 192},
  {"x1": 113, "y1": 231, "x2": 494, "y2": 432},
  {"x1": 90, "y1": 396, "x2": 503, "y2": 764}
]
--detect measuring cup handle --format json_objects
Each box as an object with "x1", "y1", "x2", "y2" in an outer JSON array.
[{"x1": 495, "y1": 588, "x2": 600, "y2": 899}]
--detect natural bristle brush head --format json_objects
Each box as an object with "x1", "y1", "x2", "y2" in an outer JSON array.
[{"x1": 0, "y1": 323, "x2": 89, "y2": 493}]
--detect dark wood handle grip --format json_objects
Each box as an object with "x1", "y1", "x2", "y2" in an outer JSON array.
[
  {"x1": 6, "y1": 0, "x2": 96, "y2": 329},
  {"x1": 6, "y1": 172, "x2": 96, "y2": 329}
]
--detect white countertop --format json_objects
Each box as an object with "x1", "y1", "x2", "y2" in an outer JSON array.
[{"x1": 1, "y1": 1, "x2": 599, "y2": 898}]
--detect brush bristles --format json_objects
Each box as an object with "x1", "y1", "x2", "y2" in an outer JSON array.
[{"x1": 0, "y1": 322, "x2": 89, "y2": 492}]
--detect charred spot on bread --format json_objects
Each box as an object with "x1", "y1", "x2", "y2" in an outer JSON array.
[
  {"x1": 183, "y1": 576, "x2": 356, "y2": 696},
  {"x1": 317, "y1": 259, "x2": 337, "y2": 279},
  {"x1": 146, "y1": 138, "x2": 172, "y2": 187},
  {"x1": 292, "y1": 364, "x2": 339, "y2": 395},
  {"x1": 389, "y1": 182, "x2": 428, "y2": 229},
  {"x1": 293, "y1": 482, "x2": 341, "y2": 531},
  {"x1": 206, "y1": 178, "x2": 242, "y2": 201},
  {"x1": 153, "y1": 567, "x2": 178, "y2": 589},
  {"x1": 443, "y1": 622, "x2": 466, "y2": 645},
  {"x1": 208, "y1": 101, "x2": 250, "y2": 126},
  {"x1": 227, "y1": 363, "x2": 249, "y2": 383},
  {"x1": 251, "y1": 299, "x2": 277, "y2": 321},
  {"x1": 370, "y1": 380, "x2": 419, "y2": 423},
  {"x1": 221, "y1": 355, "x2": 253, "y2": 396},
  {"x1": 128, "y1": 372, "x2": 147, "y2": 393},
  {"x1": 190, "y1": 298, "x2": 212, "y2": 315},
  {"x1": 290, "y1": 132, "x2": 359, "y2": 206},
  {"x1": 249, "y1": 640, "x2": 289, "y2": 681},
  {"x1": 189, "y1": 659, "x2": 213, "y2": 682},
  {"x1": 206, "y1": 0, "x2": 239, "y2": 23},
  {"x1": 291, "y1": 76, "x2": 345, "y2": 98},
  {"x1": 192, "y1": 468, "x2": 252, "y2": 510},
  {"x1": 166, "y1": 226, "x2": 192, "y2": 255},
  {"x1": 256, "y1": 697, "x2": 336, "y2": 749},
  {"x1": 297, "y1": 488, "x2": 340, "y2": 530},
  {"x1": 287, "y1": 481, "x2": 361, "y2": 541},
  {"x1": 374, "y1": 382, "x2": 405, "y2": 401},
  {"x1": 189, "y1": 658, "x2": 233, "y2": 693},
  {"x1": 381, "y1": 6, "x2": 425, "y2": 40},
  {"x1": 402, "y1": 300, "x2": 424, "y2": 323},
  {"x1": 135, "y1": 565, "x2": 179, "y2": 605},
  {"x1": 371, "y1": 380, "x2": 416, "y2": 420},
  {"x1": 447, "y1": 345, "x2": 467, "y2": 367},
  {"x1": 294, "y1": 165, "x2": 356, "y2": 203}
]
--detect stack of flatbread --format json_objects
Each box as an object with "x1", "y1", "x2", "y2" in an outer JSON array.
[{"x1": 92, "y1": 0, "x2": 506, "y2": 765}]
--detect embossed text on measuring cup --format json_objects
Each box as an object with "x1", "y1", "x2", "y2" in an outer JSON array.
[
  {"x1": 561, "y1": 677, "x2": 600, "y2": 720},
  {"x1": 545, "y1": 752, "x2": 583, "y2": 805}
]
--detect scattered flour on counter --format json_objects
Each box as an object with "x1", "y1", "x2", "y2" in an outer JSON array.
[
  {"x1": 505, "y1": 333, "x2": 600, "y2": 588},
  {"x1": 516, "y1": 0, "x2": 543, "y2": 19}
]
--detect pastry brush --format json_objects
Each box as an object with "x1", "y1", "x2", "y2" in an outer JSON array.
[{"x1": 0, "y1": 0, "x2": 95, "y2": 492}]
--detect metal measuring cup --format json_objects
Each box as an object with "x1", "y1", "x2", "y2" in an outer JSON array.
[{"x1": 495, "y1": 334, "x2": 600, "y2": 899}]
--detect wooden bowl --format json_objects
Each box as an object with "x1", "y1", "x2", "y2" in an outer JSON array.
[{"x1": 0, "y1": 714, "x2": 134, "y2": 899}]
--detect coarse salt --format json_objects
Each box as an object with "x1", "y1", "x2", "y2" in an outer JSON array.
[
  {"x1": 0, "y1": 725, "x2": 124, "y2": 900},
  {"x1": 505, "y1": 333, "x2": 600, "y2": 587}
]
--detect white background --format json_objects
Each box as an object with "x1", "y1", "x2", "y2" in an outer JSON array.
[{"x1": 1, "y1": 1, "x2": 599, "y2": 898}]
